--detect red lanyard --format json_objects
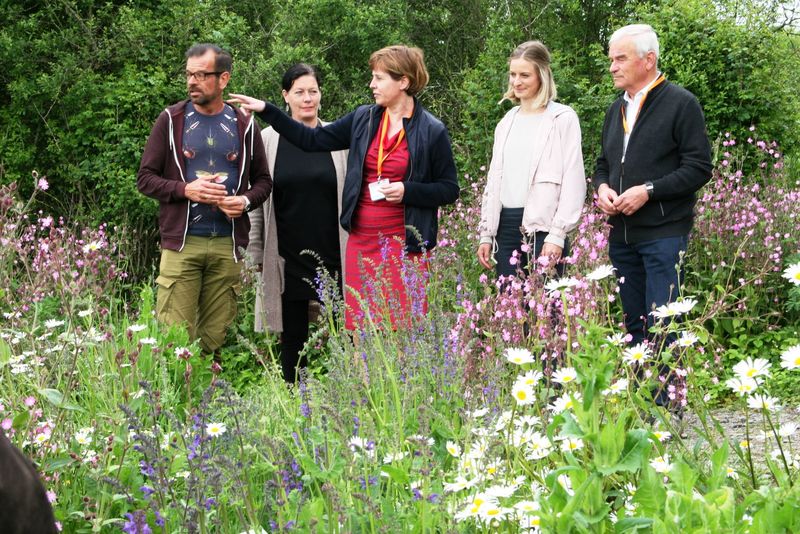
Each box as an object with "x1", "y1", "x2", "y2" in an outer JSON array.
[
  {"x1": 621, "y1": 74, "x2": 665, "y2": 134},
  {"x1": 377, "y1": 111, "x2": 405, "y2": 178}
]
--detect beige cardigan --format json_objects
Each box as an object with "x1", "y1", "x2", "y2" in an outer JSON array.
[
  {"x1": 478, "y1": 101, "x2": 586, "y2": 249},
  {"x1": 246, "y1": 124, "x2": 348, "y2": 333}
]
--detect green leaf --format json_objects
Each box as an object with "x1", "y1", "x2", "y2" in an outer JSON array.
[
  {"x1": 380, "y1": 464, "x2": 409, "y2": 486},
  {"x1": 38, "y1": 388, "x2": 84, "y2": 411},
  {"x1": 0, "y1": 339, "x2": 11, "y2": 368},
  {"x1": 597, "y1": 429, "x2": 650, "y2": 475},
  {"x1": 615, "y1": 517, "x2": 654, "y2": 533},
  {"x1": 12, "y1": 410, "x2": 29, "y2": 430},
  {"x1": 43, "y1": 456, "x2": 74, "y2": 472},
  {"x1": 634, "y1": 464, "x2": 666, "y2": 516}
]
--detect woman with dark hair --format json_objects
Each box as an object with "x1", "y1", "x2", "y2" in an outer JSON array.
[
  {"x1": 231, "y1": 45, "x2": 459, "y2": 330},
  {"x1": 477, "y1": 41, "x2": 586, "y2": 278},
  {"x1": 247, "y1": 63, "x2": 348, "y2": 382}
]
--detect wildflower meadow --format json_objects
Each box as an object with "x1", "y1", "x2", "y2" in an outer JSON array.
[{"x1": 1, "y1": 127, "x2": 799, "y2": 533}]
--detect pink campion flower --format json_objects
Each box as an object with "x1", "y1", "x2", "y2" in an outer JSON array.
[
  {"x1": 46, "y1": 490, "x2": 56, "y2": 504},
  {"x1": 24, "y1": 396, "x2": 36, "y2": 407},
  {"x1": 37, "y1": 178, "x2": 49, "y2": 190},
  {"x1": 1, "y1": 418, "x2": 12, "y2": 430}
]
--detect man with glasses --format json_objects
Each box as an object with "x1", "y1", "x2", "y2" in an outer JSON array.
[{"x1": 138, "y1": 43, "x2": 271, "y2": 357}]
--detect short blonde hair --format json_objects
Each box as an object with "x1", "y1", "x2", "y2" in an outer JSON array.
[
  {"x1": 500, "y1": 41, "x2": 557, "y2": 108},
  {"x1": 369, "y1": 45, "x2": 429, "y2": 97}
]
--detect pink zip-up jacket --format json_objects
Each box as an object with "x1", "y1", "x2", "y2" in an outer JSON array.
[{"x1": 478, "y1": 101, "x2": 586, "y2": 249}]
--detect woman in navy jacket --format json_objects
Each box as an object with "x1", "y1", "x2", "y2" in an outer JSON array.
[{"x1": 230, "y1": 45, "x2": 459, "y2": 329}]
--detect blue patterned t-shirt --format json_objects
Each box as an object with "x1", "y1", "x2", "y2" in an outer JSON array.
[{"x1": 182, "y1": 102, "x2": 241, "y2": 236}]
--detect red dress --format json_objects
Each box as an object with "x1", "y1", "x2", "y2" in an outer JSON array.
[{"x1": 344, "y1": 127, "x2": 428, "y2": 330}]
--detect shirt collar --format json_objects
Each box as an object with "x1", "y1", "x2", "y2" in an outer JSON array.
[{"x1": 623, "y1": 71, "x2": 663, "y2": 104}]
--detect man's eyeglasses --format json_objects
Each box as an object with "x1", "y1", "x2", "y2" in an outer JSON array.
[{"x1": 184, "y1": 71, "x2": 223, "y2": 81}]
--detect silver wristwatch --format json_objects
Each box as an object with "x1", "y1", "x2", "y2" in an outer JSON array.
[{"x1": 644, "y1": 181, "x2": 654, "y2": 198}]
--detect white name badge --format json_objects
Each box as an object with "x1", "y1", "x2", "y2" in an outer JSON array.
[{"x1": 368, "y1": 178, "x2": 389, "y2": 201}]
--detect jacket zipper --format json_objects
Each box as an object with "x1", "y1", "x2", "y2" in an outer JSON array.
[
  {"x1": 229, "y1": 113, "x2": 252, "y2": 262},
  {"x1": 168, "y1": 109, "x2": 191, "y2": 252},
  {"x1": 403, "y1": 115, "x2": 412, "y2": 248},
  {"x1": 620, "y1": 157, "x2": 628, "y2": 244}
]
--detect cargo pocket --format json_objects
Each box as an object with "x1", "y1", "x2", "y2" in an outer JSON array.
[
  {"x1": 155, "y1": 275, "x2": 177, "y2": 322},
  {"x1": 228, "y1": 283, "x2": 242, "y2": 327}
]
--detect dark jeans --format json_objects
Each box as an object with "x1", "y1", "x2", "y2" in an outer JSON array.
[
  {"x1": 609, "y1": 235, "x2": 688, "y2": 346},
  {"x1": 495, "y1": 207, "x2": 568, "y2": 278}
]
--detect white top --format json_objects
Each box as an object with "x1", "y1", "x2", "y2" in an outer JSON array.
[
  {"x1": 622, "y1": 71, "x2": 662, "y2": 158},
  {"x1": 500, "y1": 112, "x2": 545, "y2": 208}
]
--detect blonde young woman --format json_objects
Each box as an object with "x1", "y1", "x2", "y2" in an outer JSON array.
[
  {"x1": 477, "y1": 41, "x2": 586, "y2": 278},
  {"x1": 247, "y1": 64, "x2": 347, "y2": 382}
]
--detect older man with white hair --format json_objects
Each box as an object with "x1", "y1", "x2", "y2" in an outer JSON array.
[{"x1": 594, "y1": 24, "x2": 712, "y2": 401}]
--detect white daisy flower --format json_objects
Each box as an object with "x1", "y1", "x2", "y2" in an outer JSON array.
[
  {"x1": 782, "y1": 262, "x2": 800, "y2": 285},
  {"x1": 512, "y1": 382, "x2": 536, "y2": 405},
  {"x1": 780, "y1": 344, "x2": 800, "y2": 370},
  {"x1": 77, "y1": 309, "x2": 93, "y2": 318},
  {"x1": 622, "y1": 343, "x2": 652, "y2": 365},
  {"x1": 778, "y1": 422, "x2": 798, "y2": 437},
  {"x1": 551, "y1": 367, "x2": 578, "y2": 384},
  {"x1": 605, "y1": 332, "x2": 628, "y2": 347},
  {"x1": 732, "y1": 357, "x2": 771, "y2": 381},
  {"x1": 513, "y1": 500, "x2": 541, "y2": 513},
  {"x1": 44, "y1": 319, "x2": 65, "y2": 329},
  {"x1": 603, "y1": 378, "x2": 629, "y2": 396},
  {"x1": 559, "y1": 437, "x2": 584, "y2": 452},
  {"x1": 525, "y1": 433, "x2": 553, "y2": 460},
  {"x1": 726, "y1": 376, "x2": 759, "y2": 396},
  {"x1": 676, "y1": 331, "x2": 699, "y2": 347},
  {"x1": 446, "y1": 441, "x2": 462, "y2": 458},
  {"x1": 649, "y1": 454, "x2": 673, "y2": 473},
  {"x1": 549, "y1": 392, "x2": 581, "y2": 413},
  {"x1": 505, "y1": 347, "x2": 535, "y2": 365},
  {"x1": 747, "y1": 394, "x2": 780, "y2": 412},
  {"x1": 127, "y1": 324, "x2": 147, "y2": 332},
  {"x1": 82, "y1": 241, "x2": 104, "y2": 253},
  {"x1": 382, "y1": 451, "x2": 408, "y2": 463},
  {"x1": 651, "y1": 430, "x2": 672, "y2": 443},
  {"x1": 518, "y1": 370, "x2": 544, "y2": 387},
  {"x1": 544, "y1": 277, "x2": 580, "y2": 293},
  {"x1": 443, "y1": 475, "x2": 477, "y2": 493},
  {"x1": 205, "y1": 422, "x2": 227, "y2": 437},
  {"x1": 139, "y1": 337, "x2": 157, "y2": 345},
  {"x1": 586, "y1": 264, "x2": 615, "y2": 281}
]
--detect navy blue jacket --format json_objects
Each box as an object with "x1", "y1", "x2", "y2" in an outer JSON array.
[
  {"x1": 257, "y1": 99, "x2": 459, "y2": 252},
  {"x1": 593, "y1": 81, "x2": 712, "y2": 244}
]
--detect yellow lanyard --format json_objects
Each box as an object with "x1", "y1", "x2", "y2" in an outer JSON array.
[
  {"x1": 377, "y1": 111, "x2": 406, "y2": 178},
  {"x1": 621, "y1": 74, "x2": 666, "y2": 134}
]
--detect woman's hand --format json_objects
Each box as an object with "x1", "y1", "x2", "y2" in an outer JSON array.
[
  {"x1": 477, "y1": 243, "x2": 494, "y2": 270},
  {"x1": 539, "y1": 243, "x2": 563, "y2": 264},
  {"x1": 380, "y1": 182, "x2": 405, "y2": 204},
  {"x1": 227, "y1": 94, "x2": 267, "y2": 114}
]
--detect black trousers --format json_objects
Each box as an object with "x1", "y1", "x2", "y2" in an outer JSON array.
[
  {"x1": 280, "y1": 296, "x2": 313, "y2": 382},
  {"x1": 494, "y1": 207, "x2": 568, "y2": 278}
]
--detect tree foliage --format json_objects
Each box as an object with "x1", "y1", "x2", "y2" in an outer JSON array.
[{"x1": 1, "y1": 0, "x2": 798, "y2": 278}]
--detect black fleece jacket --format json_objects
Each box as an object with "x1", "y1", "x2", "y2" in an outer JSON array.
[
  {"x1": 593, "y1": 80, "x2": 713, "y2": 244},
  {"x1": 256, "y1": 99, "x2": 459, "y2": 252}
]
